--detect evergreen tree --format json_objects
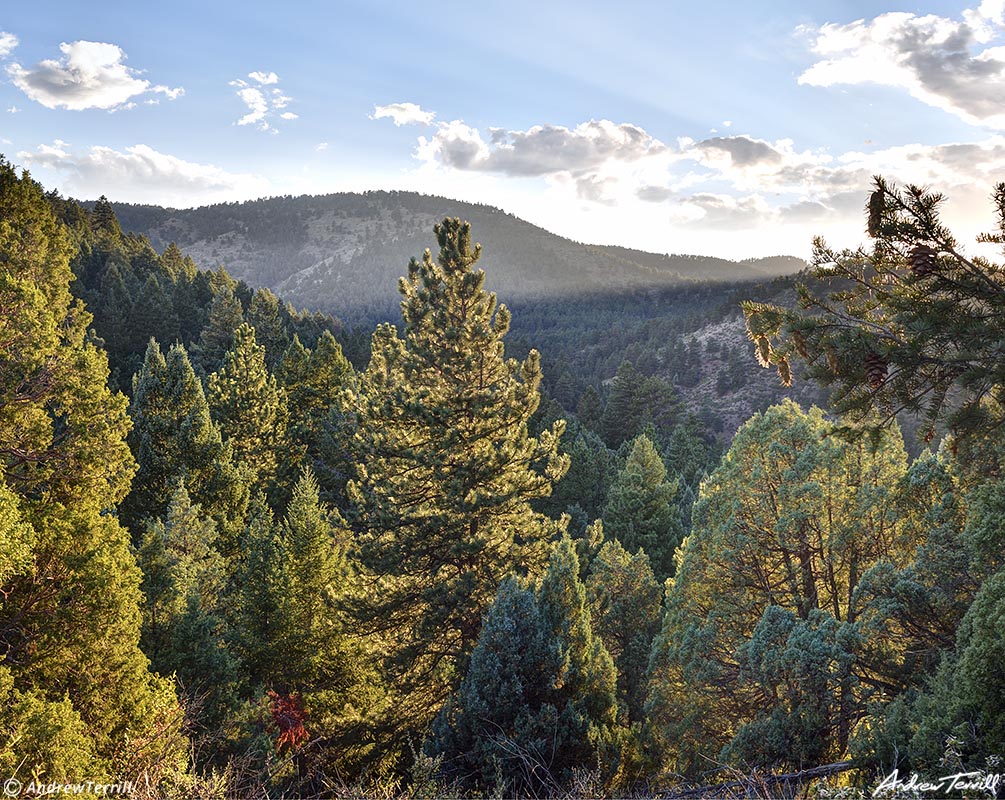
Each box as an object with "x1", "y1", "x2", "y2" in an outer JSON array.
[
  {"x1": 600, "y1": 361, "x2": 680, "y2": 449},
  {"x1": 430, "y1": 537, "x2": 618, "y2": 795},
  {"x1": 586, "y1": 539, "x2": 662, "y2": 723},
  {"x1": 136, "y1": 484, "x2": 239, "y2": 731},
  {"x1": 576, "y1": 385, "x2": 603, "y2": 432},
  {"x1": 646, "y1": 401, "x2": 909, "y2": 776},
  {"x1": 236, "y1": 471, "x2": 357, "y2": 689},
  {"x1": 246, "y1": 287, "x2": 290, "y2": 370},
  {"x1": 124, "y1": 340, "x2": 249, "y2": 550},
  {"x1": 159, "y1": 242, "x2": 189, "y2": 280},
  {"x1": 744, "y1": 178, "x2": 1005, "y2": 442},
  {"x1": 280, "y1": 330, "x2": 353, "y2": 499},
  {"x1": 543, "y1": 423, "x2": 617, "y2": 521},
  {"x1": 90, "y1": 195, "x2": 122, "y2": 245},
  {"x1": 602, "y1": 433, "x2": 682, "y2": 581},
  {"x1": 234, "y1": 470, "x2": 365, "y2": 766},
  {"x1": 346, "y1": 218, "x2": 569, "y2": 760},
  {"x1": 0, "y1": 160, "x2": 186, "y2": 781},
  {"x1": 207, "y1": 323, "x2": 291, "y2": 496},
  {"x1": 195, "y1": 284, "x2": 244, "y2": 374}
]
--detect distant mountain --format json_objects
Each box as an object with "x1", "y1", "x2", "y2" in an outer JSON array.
[{"x1": 103, "y1": 191, "x2": 806, "y2": 318}]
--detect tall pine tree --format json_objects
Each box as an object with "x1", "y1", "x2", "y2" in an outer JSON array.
[
  {"x1": 602, "y1": 433, "x2": 682, "y2": 582},
  {"x1": 345, "y1": 218, "x2": 569, "y2": 762}
]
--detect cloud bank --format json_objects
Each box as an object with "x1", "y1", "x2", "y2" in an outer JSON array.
[{"x1": 18, "y1": 142, "x2": 269, "y2": 206}]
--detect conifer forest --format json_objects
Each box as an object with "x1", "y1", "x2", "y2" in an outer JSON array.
[
  {"x1": 5, "y1": 5, "x2": 1005, "y2": 796},
  {"x1": 5, "y1": 156, "x2": 1005, "y2": 798}
]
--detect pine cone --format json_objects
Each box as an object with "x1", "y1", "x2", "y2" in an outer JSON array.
[
  {"x1": 867, "y1": 190, "x2": 884, "y2": 237},
  {"x1": 865, "y1": 351, "x2": 888, "y2": 388},
  {"x1": 909, "y1": 244, "x2": 938, "y2": 277}
]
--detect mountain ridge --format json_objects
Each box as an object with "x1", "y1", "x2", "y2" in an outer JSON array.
[{"x1": 97, "y1": 190, "x2": 806, "y2": 318}]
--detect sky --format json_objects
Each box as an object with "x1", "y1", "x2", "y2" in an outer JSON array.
[{"x1": 3, "y1": 0, "x2": 1005, "y2": 259}]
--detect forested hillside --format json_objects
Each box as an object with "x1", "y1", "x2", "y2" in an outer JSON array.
[
  {"x1": 5, "y1": 158, "x2": 1005, "y2": 799},
  {"x1": 104, "y1": 192, "x2": 804, "y2": 320}
]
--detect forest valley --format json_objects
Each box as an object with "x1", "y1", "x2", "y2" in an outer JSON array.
[{"x1": 3, "y1": 157, "x2": 1005, "y2": 799}]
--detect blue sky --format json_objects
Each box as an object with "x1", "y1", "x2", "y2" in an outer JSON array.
[{"x1": 3, "y1": 1, "x2": 1005, "y2": 258}]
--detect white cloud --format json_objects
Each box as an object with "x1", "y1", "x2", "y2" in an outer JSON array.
[
  {"x1": 417, "y1": 118, "x2": 666, "y2": 177},
  {"x1": 230, "y1": 72, "x2": 296, "y2": 132},
  {"x1": 248, "y1": 70, "x2": 279, "y2": 85},
  {"x1": 17, "y1": 142, "x2": 269, "y2": 206},
  {"x1": 799, "y1": 5, "x2": 1005, "y2": 128},
  {"x1": 0, "y1": 31, "x2": 17, "y2": 58},
  {"x1": 371, "y1": 102, "x2": 436, "y2": 126},
  {"x1": 316, "y1": 142, "x2": 329, "y2": 151},
  {"x1": 7, "y1": 41, "x2": 183, "y2": 111}
]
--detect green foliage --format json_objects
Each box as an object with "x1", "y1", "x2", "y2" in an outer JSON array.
[
  {"x1": 891, "y1": 569, "x2": 1005, "y2": 774},
  {"x1": 602, "y1": 433, "x2": 682, "y2": 582},
  {"x1": 345, "y1": 219, "x2": 569, "y2": 759},
  {"x1": 743, "y1": 177, "x2": 1005, "y2": 442},
  {"x1": 246, "y1": 287, "x2": 290, "y2": 370},
  {"x1": 646, "y1": 401, "x2": 909, "y2": 775},
  {"x1": 136, "y1": 484, "x2": 239, "y2": 730},
  {"x1": 279, "y1": 330, "x2": 354, "y2": 501},
  {"x1": 207, "y1": 323, "x2": 292, "y2": 496},
  {"x1": 430, "y1": 537, "x2": 618, "y2": 796},
  {"x1": 586, "y1": 539, "x2": 662, "y2": 724},
  {"x1": 124, "y1": 340, "x2": 249, "y2": 550},
  {"x1": 544, "y1": 422, "x2": 617, "y2": 521},
  {"x1": 235, "y1": 470, "x2": 364, "y2": 717},
  {"x1": 0, "y1": 666, "x2": 99, "y2": 781},
  {"x1": 195, "y1": 284, "x2": 244, "y2": 374},
  {"x1": 0, "y1": 479, "x2": 34, "y2": 585},
  {"x1": 0, "y1": 160, "x2": 186, "y2": 782},
  {"x1": 723, "y1": 606, "x2": 861, "y2": 768},
  {"x1": 600, "y1": 361, "x2": 681, "y2": 449}
]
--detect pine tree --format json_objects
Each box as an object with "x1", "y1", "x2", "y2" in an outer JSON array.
[
  {"x1": 600, "y1": 362, "x2": 680, "y2": 448},
  {"x1": 247, "y1": 288, "x2": 290, "y2": 370},
  {"x1": 280, "y1": 330, "x2": 353, "y2": 499},
  {"x1": 195, "y1": 284, "x2": 244, "y2": 374},
  {"x1": 602, "y1": 433, "x2": 682, "y2": 581},
  {"x1": 90, "y1": 195, "x2": 122, "y2": 245},
  {"x1": 234, "y1": 470, "x2": 364, "y2": 756},
  {"x1": 346, "y1": 218, "x2": 569, "y2": 759},
  {"x1": 124, "y1": 340, "x2": 249, "y2": 550},
  {"x1": 743, "y1": 178, "x2": 1005, "y2": 442},
  {"x1": 586, "y1": 539, "x2": 662, "y2": 723},
  {"x1": 207, "y1": 323, "x2": 290, "y2": 496},
  {"x1": 136, "y1": 484, "x2": 239, "y2": 730},
  {"x1": 576, "y1": 385, "x2": 603, "y2": 432},
  {"x1": 545, "y1": 424, "x2": 617, "y2": 521},
  {"x1": 0, "y1": 159, "x2": 186, "y2": 780}
]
